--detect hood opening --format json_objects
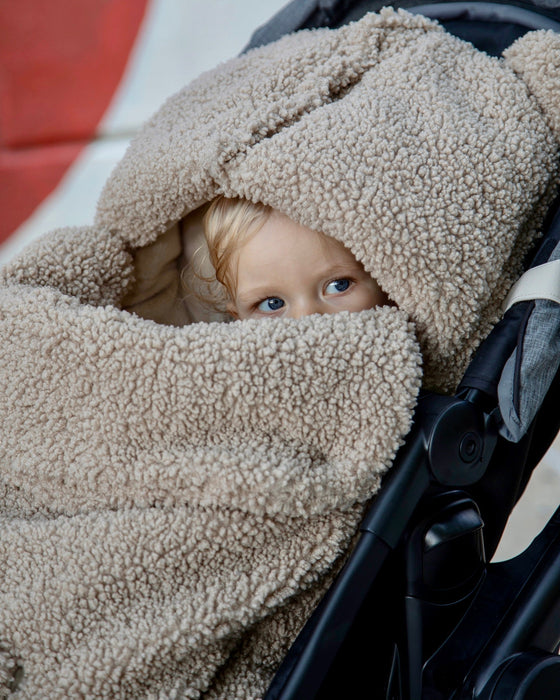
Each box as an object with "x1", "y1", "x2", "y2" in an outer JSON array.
[{"x1": 122, "y1": 205, "x2": 230, "y2": 326}]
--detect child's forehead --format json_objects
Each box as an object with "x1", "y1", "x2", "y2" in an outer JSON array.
[
  {"x1": 238, "y1": 209, "x2": 355, "y2": 259},
  {"x1": 233, "y1": 212, "x2": 366, "y2": 290}
]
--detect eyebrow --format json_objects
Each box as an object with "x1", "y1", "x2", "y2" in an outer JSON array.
[
  {"x1": 236, "y1": 286, "x2": 278, "y2": 303},
  {"x1": 317, "y1": 262, "x2": 362, "y2": 276}
]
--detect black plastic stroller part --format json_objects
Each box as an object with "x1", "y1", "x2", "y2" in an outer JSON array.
[
  {"x1": 265, "y1": 318, "x2": 560, "y2": 700},
  {"x1": 422, "y1": 503, "x2": 560, "y2": 699},
  {"x1": 256, "y1": 2, "x2": 560, "y2": 698},
  {"x1": 246, "y1": 1, "x2": 560, "y2": 56},
  {"x1": 475, "y1": 652, "x2": 560, "y2": 700}
]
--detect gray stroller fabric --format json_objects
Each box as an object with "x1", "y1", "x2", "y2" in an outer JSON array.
[{"x1": 499, "y1": 240, "x2": 560, "y2": 442}]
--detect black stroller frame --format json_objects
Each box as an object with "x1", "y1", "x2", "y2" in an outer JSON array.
[{"x1": 246, "y1": 2, "x2": 560, "y2": 698}]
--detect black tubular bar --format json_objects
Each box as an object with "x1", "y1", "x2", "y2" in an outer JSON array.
[
  {"x1": 265, "y1": 429, "x2": 431, "y2": 699},
  {"x1": 410, "y1": 2, "x2": 560, "y2": 31},
  {"x1": 419, "y1": 505, "x2": 560, "y2": 698},
  {"x1": 246, "y1": 1, "x2": 560, "y2": 54},
  {"x1": 360, "y1": 430, "x2": 431, "y2": 545},
  {"x1": 269, "y1": 533, "x2": 392, "y2": 699},
  {"x1": 466, "y1": 508, "x2": 560, "y2": 696}
]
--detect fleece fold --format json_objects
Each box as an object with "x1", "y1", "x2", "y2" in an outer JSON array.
[{"x1": 0, "y1": 275, "x2": 420, "y2": 698}]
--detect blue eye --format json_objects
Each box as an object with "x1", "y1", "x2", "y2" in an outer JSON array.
[
  {"x1": 257, "y1": 297, "x2": 285, "y2": 313},
  {"x1": 325, "y1": 279, "x2": 351, "y2": 295}
]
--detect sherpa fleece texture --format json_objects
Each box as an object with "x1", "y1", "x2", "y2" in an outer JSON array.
[
  {"x1": 94, "y1": 9, "x2": 560, "y2": 390},
  {"x1": 1, "y1": 8, "x2": 560, "y2": 699},
  {"x1": 0, "y1": 281, "x2": 420, "y2": 698}
]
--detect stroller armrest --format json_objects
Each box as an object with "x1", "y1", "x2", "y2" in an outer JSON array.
[{"x1": 362, "y1": 393, "x2": 498, "y2": 547}]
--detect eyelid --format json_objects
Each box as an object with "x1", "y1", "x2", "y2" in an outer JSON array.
[
  {"x1": 324, "y1": 277, "x2": 354, "y2": 295},
  {"x1": 253, "y1": 295, "x2": 276, "y2": 309},
  {"x1": 254, "y1": 296, "x2": 285, "y2": 314}
]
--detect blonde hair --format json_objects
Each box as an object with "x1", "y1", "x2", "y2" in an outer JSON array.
[
  {"x1": 182, "y1": 196, "x2": 272, "y2": 314},
  {"x1": 205, "y1": 196, "x2": 272, "y2": 294}
]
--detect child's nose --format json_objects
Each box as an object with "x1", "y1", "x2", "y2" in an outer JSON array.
[{"x1": 290, "y1": 297, "x2": 325, "y2": 319}]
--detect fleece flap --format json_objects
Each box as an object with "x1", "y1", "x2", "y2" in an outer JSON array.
[{"x1": 0, "y1": 273, "x2": 420, "y2": 697}]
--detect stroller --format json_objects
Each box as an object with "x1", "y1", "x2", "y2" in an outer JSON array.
[{"x1": 243, "y1": 2, "x2": 560, "y2": 698}]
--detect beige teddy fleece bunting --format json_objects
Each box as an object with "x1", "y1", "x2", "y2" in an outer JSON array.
[{"x1": 1, "y1": 8, "x2": 559, "y2": 699}]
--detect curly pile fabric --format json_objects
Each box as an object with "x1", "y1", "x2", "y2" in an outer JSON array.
[{"x1": 1, "y1": 8, "x2": 559, "y2": 699}]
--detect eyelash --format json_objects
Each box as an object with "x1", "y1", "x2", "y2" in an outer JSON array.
[
  {"x1": 251, "y1": 296, "x2": 283, "y2": 314},
  {"x1": 325, "y1": 277, "x2": 354, "y2": 293},
  {"x1": 252, "y1": 278, "x2": 355, "y2": 309}
]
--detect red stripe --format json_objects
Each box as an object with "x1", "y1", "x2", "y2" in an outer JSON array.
[
  {"x1": 0, "y1": 0, "x2": 150, "y2": 244},
  {"x1": 0, "y1": 144, "x2": 83, "y2": 245}
]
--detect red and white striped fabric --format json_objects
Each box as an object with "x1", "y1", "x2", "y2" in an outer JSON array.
[{"x1": 0, "y1": 0, "x2": 287, "y2": 263}]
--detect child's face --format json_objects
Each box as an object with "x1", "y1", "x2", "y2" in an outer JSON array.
[{"x1": 229, "y1": 210, "x2": 387, "y2": 320}]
